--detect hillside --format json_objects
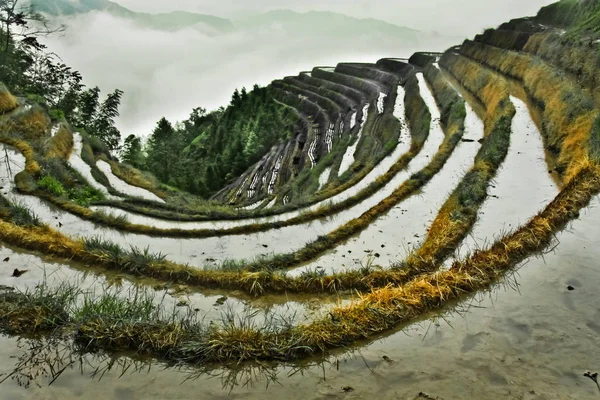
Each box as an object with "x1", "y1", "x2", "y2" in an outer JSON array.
[
  {"x1": 235, "y1": 9, "x2": 421, "y2": 38},
  {"x1": 27, "y1": 0, "x2": 234, "y2": 33},
  {"x1": 0, "y1": 0, "x2": 599, "y2": 397}
]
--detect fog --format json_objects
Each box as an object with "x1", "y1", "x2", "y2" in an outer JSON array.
[
  {"x1": 42, "y1": 0, "x2": 555, "y2": 137},
  {"x1": 116, "y1": 0, "x2": 555, "y2": 36}
]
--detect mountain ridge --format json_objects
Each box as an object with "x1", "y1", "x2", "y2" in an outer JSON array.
[
  {"x1": 27, "y1": 0, "x2": 235, "y2": 34},
  {"x1": 27, "y1": 0, "x2": 423, "y2": 37}
]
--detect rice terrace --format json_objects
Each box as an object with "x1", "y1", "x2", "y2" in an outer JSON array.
[{"x1": 0, "y1": 0, "x2": 599, "y2": 398}]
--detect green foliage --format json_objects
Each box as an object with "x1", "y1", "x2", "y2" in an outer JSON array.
[
  {"x1": 83, "y1": 237, "x2": 166, "y2": 273},
  {"x1": 74, "y1": 288, "x2": 158, "y2": 323},
  {"x1": 141, "y1": 86, "x2": 297, "y2": 197},
  {"x1": 83, "y1": 236, "x2": 124, "y2": 259},
  {"x1": 48, "y1": 108, "x2": 65, "y2": 121},
  {"x1": 67, "y1": 186, "x2": 104, "y2": 206},
  {"x1": 121, "y1": 134, "x2": 145, "y2": 168},
  {"x1": 0, "y1": 3, "x2": 123, "y2": 153},
  {"x1": 590, "y1": 116, "x2": 600, "y2": 162},
  {"x1": 89, "y1": 210, "x2": 129, "y2": 226},
  {"x1": 72, "y1": 87, "x2": 124, "y2": 152},
  {"x1": 7, "y1": 201, "x2": 42, "y2": 227},
  {"x1": 37, "y1": 175, "x2": 66, "y2": 197},
  {"x1": 535, "y1": 0, "x2": 597, "y2": 29},
  {"x1": 126, "y1": 246, "x2": 167, "y2": 273}
]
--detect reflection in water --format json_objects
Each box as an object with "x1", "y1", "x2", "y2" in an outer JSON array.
[
  {"x1": 0, "y1": 335, "x2": 312, "y2": 393},
  {"x1": 0, "y1": 333, "x2": 403, "y2": 395},
  {"x1": 0, "y1": 277, "x2": 520, "y2": 395}
]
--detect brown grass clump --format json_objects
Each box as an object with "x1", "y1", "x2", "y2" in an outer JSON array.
[
  {"x1": 46, "y1": 124, "x2": 74, "y2": 159},
  {"x1": 9, "y1": 106, "x2": 51, "y2": 141},
  {"x1": 0, "y1": 83, "x2": 18, "y2": 114},
  {"x1": 0, "y1": 136, "x2": 41, "y2": 175}
]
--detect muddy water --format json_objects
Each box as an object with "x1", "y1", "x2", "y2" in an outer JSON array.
[
  {"x1": 0, "y1": 244, "x2": 324, "y2": 330},
  {"x1": 96, "y1": 160, "x2": 164, "y2": 203},
  {"x1": 317, "y1": 167, "x2": 332, "y2": 190},
  {"x1": 88, "y1": 87, "x2": 412, "y2": 231},
  {"x1": 338, "y1": 103, "x2": 371, "y2": 176},
  {"x1": 446, "y1": 96, "x2": 559, "y2": 265},
  {"x1": 1, "y1": 145, "x2": 27, "y2": 204},
  {"x1": 291, "y1": 75, "x2": 484, "y2": 275},
  {"x1": 68, "y1": 134, "x2": 119, "y2": 200},
  {"x1": 1, "y1": 198, "x2": 598, "y2": 399}
]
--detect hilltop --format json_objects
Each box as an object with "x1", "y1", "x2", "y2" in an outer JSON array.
[{"x1": 27, "y1": 0, "x2": 235, "y2": 34}]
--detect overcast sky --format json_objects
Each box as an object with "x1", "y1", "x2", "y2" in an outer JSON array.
[
  {"x1": 116, "y1": 0, "x2": 555, "y2": 36},
  {"x1": 43, "y1": 0, "x2": 555, "y2": 137}
]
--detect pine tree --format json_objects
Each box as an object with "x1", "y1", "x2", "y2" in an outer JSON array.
[
  {"x1": 93, "y1": 88, "x2": 123, "y2": 151},
  {"x1": 121, "y1": 134, "x2": 144, "y2": 168},
  {"x1": 76, "y1": 86, "x2": 100, "y2": 130}
]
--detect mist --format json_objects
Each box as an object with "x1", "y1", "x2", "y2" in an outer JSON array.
[
  {"x1": 115, "y1": 0, "x2": 556, "y2": 36},
  {"x1": 42, "y1": 0, "x2": 555, "y2": 138}
]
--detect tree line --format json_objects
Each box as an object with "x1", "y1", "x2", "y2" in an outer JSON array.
[
  {"x1": 122, "y1": 86, "x2": 297, "y2": 198},
  {"x1": 0, "y1": 0, "x2": 124, "y2": 151}
]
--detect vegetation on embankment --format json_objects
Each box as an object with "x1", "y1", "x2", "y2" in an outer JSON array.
[
  {"x1": 476, "y1": 28, "x2": 600, "y2": 106},
  {"x1": 1, "y1": 162, "x2": 598, "y2": 365},
  {"x1": 458, "y1": 40, "x2": 600, "y2": 179},
  {"x1": 534, "y1": 0, "x2": 600, "y2": 33},
  {"x1": 0, "y1": 104, "x2": 51, "y2": 142},
  {"x1": 0, "y1": 82, "x2": 18, "y2": 114},
  {"x1": 97, "y1": 154, "x2": 167, "y2": 200},
  {"x1": 45, "y1": 124, "x2": 74, "y2": 160},
  {"x1": 284, "y1": 76, "x2": 357, "y2": 115},
  {"x1": 403, "y1": 55, "x2": 515, "y2": 271},
  {"x1": 296, "y1": 72, "x2": 366, "y2": 105},
  {"x1": 0, "y1": 136, "x2": 107, "y2": 208},
  {"x1": 0, "y1": 105, "x2": 411, "y2": 241},
  {"x1": 311, "y1": 67, "x2": 381, "y2": 100},
  {"x1": 272, "y1": 80, "x2": 342, "y2": 121},
  {"x1": 335, "y1": 63, "x2": 399, "y2": 87}
]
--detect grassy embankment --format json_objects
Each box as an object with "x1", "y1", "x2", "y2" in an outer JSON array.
[
  {"x1": 0, "y1": 162, "x2": 598, "y2": 364},
  {"x1": 458, "y1": 40, "x2": 600, "y2": 180},
  {"x1": 401, "y1": 54, "x2": 514, "y2": 271},
  {"x1": 0, "y1": 83, "x2": 18, "y2": 114}
]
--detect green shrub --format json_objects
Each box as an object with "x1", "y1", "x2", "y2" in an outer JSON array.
[
  {"x1": 24, "y1": 93, "x2": 47, "y2": 109},
  {"x1": 7, "y1": 201, "x2": 42, "y2": 227},
  {"x1": 68, "y1": 186, "x2": 105, "y2": 206},
  {"x1": 37, "y1": 175, "x2": 66, "y2": 197},
  {"x1": 48, "y1": 109, "x2": 65, "y2": 121}
]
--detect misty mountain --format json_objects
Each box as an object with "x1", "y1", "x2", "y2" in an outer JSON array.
[
  {"x1": 235, "y1": 10, "x2": 422, "y2": 39},
  {"x1": 27, "y1": 0, "x2": 234, "y2": 34}
]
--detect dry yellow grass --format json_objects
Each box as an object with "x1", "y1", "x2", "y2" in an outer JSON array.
[
  {"x1": 0, "y1": 136, "x2": 41, "y2": 175},
  {"x1": 46, "y1": 124, "x2": 74, "y2": 159},
  {"x1": 460, "y1": 40, "x2": 599, "y2": 181},
  {"x1": 0, "y1": 84, "x2": 18, "y2": 114},
  {"x1": 12, "y1": 107, "x2": 51, "y2": 141}
]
